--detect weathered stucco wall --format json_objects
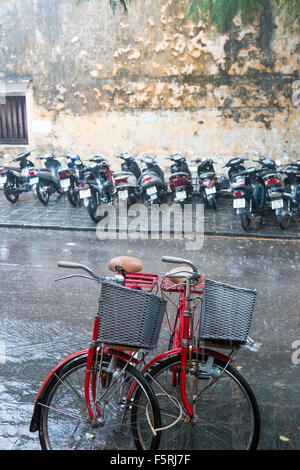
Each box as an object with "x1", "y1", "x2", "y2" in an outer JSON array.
[{"x1": 0, "y1": 0, "x2": 299, "y2": 172}]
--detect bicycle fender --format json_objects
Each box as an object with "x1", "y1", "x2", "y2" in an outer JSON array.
[
  {"x1": 29, "y1": 349, "x2": 88, "y2": 432},
  {"x1": 141, "y1": 347, "x2": 234, "y2": 375}
]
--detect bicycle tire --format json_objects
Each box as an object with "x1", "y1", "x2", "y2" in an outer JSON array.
[
  {"x1": 38, "y1": 354, "x2": 161, "y2": 450},
  {"x1": 147, "y1": 352, "x2": 260, "y2": 450}
]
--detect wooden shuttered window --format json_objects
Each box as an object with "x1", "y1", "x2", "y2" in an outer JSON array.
[{"x1": 0, "y1": 95, "x2": 28, "y2": 145}]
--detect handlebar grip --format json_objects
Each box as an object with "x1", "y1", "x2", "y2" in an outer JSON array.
[
  {"x1": 58, "y1": 261, "x2": 83, "y2": 269},
  {"x1": 57, "y1": 261, "x2": 99, "y2": 280},
  {"x1": 161, "y1": 256, "x2": 198, "y2": 273},
  {"x1": 162, "y1": 256, "x2": 186, "y2": 264}
]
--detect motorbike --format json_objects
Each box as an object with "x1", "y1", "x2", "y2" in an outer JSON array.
[
  {"x1": 137, "y1": 156, "x2": 168, "y2": 205},
  {"x1": 194, "y1": 158, "x2": 227, "y2": 209},
  {"x1": 113, "y1": 152, "x2": 141, "y2": 206},
  {"x1": 224, "y1": 158, "x2": 253, "y2": 229},
  {"x1": 168, "y1": 154, "x2": 193, "y2": 206},
  {"x1": 79, "y1": 156, "x2": 114, "y2": 223},
  {"x1": 255, "y1": 157, "x2": 292, "y2": 230},
  {"x1": 229, "y1": 165, "x2": 264, "y2": 231},
  {"x1": 0, "y1": 150, "x2": 37, "y2": 203},
  {"x1": 279, "y1": 162, "x2": 300, "y2": 216},
  {"x1": 58, "y1": 154, "x2": 86, "y2": 207},
  {"x1": 34, "y1": 154, "x2": 63, "y2": 205}
]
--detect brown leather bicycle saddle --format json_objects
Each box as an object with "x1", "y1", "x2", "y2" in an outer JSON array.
[
  {"x1": 108, "y1": 256, "x2": 143, "y2": 274},
  {"x1": 168, "y1": 266, "x2": 203, "y2": 285}
]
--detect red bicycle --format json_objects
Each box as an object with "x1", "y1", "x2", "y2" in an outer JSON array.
[
  {"x1": 142, "y1": 256, "x2": 261, "y2": 450},
  {"x1": 29, "y1": 258, "x2": 164, "y2": 450},
  {"x1": 30, "y1": 255, "x2": 260, "y2": 450}
]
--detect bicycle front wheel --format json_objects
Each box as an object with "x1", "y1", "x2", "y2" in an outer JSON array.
[
  {"x1": 38, "y1": 354, "x2": 161, "y2": 450},
  {"x1": 147, "y1": 353, "x2": 260, "y2": 450}
]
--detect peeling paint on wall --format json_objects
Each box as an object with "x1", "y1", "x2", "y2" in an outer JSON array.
[{"x1": 0, "y1": 0, "x2": 299, "y2": 169}]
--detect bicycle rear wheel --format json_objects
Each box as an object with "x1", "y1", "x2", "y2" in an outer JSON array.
[
  {"x1": 38, "y1": 354, "x2": 161, "y2": 450},
  {"x1": 147, "y1": 353, "x2": 260, "y2": 450}
]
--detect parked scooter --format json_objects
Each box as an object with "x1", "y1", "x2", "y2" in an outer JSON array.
[
  {"x1": 168, "y1": 154, "x2": 193, "y2": 206},
  {"x1": 113, "y1": 152, "x2": 141, "y2": 206},
  {"x1": 225, "y1": 158, "x2": 258, "y2": 230},
  {"x1": 0, "y1": 151, "x2": 37, "y2": 203},
  {"x1": 254, "y1": 157, "x2": 292, "y2": 230},
  {"x1": 58, "y1": 154, "x2": 86, "y2": 206},
  {"x1": 229, "y1": 165, "x2": 264, "y2": 231},
  {"x1": 34, "y1": 154, "x2": 63, "y2": 205},
  {"x1": 79, "y1": 156, "x2": 114, "y2": 223},
  {"x1": 137, "y1": 156, "x2": 168, "y2": 205},
  {"x1": 279, "y1": 162, "x2": 300, "y2": 216},
  {"x1": 193, "y1": 158, "x2": 221, "y2": 209}
]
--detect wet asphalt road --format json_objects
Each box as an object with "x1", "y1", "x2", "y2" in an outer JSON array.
[{"x1": 0, "y1": 227, "x2": 299, "y2": 450}]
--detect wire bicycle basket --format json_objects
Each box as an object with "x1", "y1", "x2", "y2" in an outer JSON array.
[
  {"x1": 199, "y1": 279, "x2": 257, "y2": 347},
  {"x1": 97, "y1": 281, "x2": 167, "y2": 350}
]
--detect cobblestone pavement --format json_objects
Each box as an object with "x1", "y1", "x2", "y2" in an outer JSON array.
[{"x1": 0, "y1": 190, "x2": 299, "y2": 239}]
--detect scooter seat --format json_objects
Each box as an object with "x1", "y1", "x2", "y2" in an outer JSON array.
[{"x1": 108, "y1": 256, "x2": 143, "y2": 274}]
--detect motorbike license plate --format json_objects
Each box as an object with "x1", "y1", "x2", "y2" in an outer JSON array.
[
  {"x1": 176, "y1": 190, "x2": 186, "y2": 201},
  {"x1": 205, "y1": 186, "x2": 216, "y2": 195},
  {"x1": 271, "y1": 199, "x2": 283, "y2": 209},
  {"x1": 61, "y1": 179, "x2": 70, "y2": 189},
  {"x1": 29, "y1": 177, "x2": 39, "y2": 185},
  {"x1": 118, "y1": 190, "x2": 128, "y2": 200},
  {"x1": 79, "y1": 188, "x2": 91, "y2": 199},
  {"x1": 146, "y1": 186, "x2": 157, "y2": 196},
  {"x1": 233, "y1": 198, "x2": 246, "y2": 209},
  {"x1": 0, "y1": 175, "x2": 7, "y2": 184}
]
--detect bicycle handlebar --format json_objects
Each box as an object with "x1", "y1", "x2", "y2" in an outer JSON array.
[
  {"x1": 161, "y1": 256, "x2": 198, "y2": 274},
  {"x1": 58, "y1": 261, "x2": 99, "y2": 279}
]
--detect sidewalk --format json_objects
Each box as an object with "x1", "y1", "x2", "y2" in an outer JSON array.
[{"x1": 0, "y1": 190, "x2": 299, "y2": 239}]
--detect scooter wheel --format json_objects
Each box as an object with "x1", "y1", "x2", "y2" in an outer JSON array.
[
  {"x1": 240, "y1": 211, "x2": 250, "y2": 231},
  {"x1": 207, "y1": 197, "x2": 216, "y2": 210},
  {"x1": 276, "y1": 200, "x2": 291, "y2": 230},
  {"x1": 36, "y1": 181, "x2": 50, "y2": 205},
  {"x1": 239, "y1": 200, "x2": 251, "y2": 231},
  {"x1": 3, "y1": 179, "x2": 20, "y2": 204},
  {"x1": 67, "y1": 182, "x2": 81, "y2": 207}
]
